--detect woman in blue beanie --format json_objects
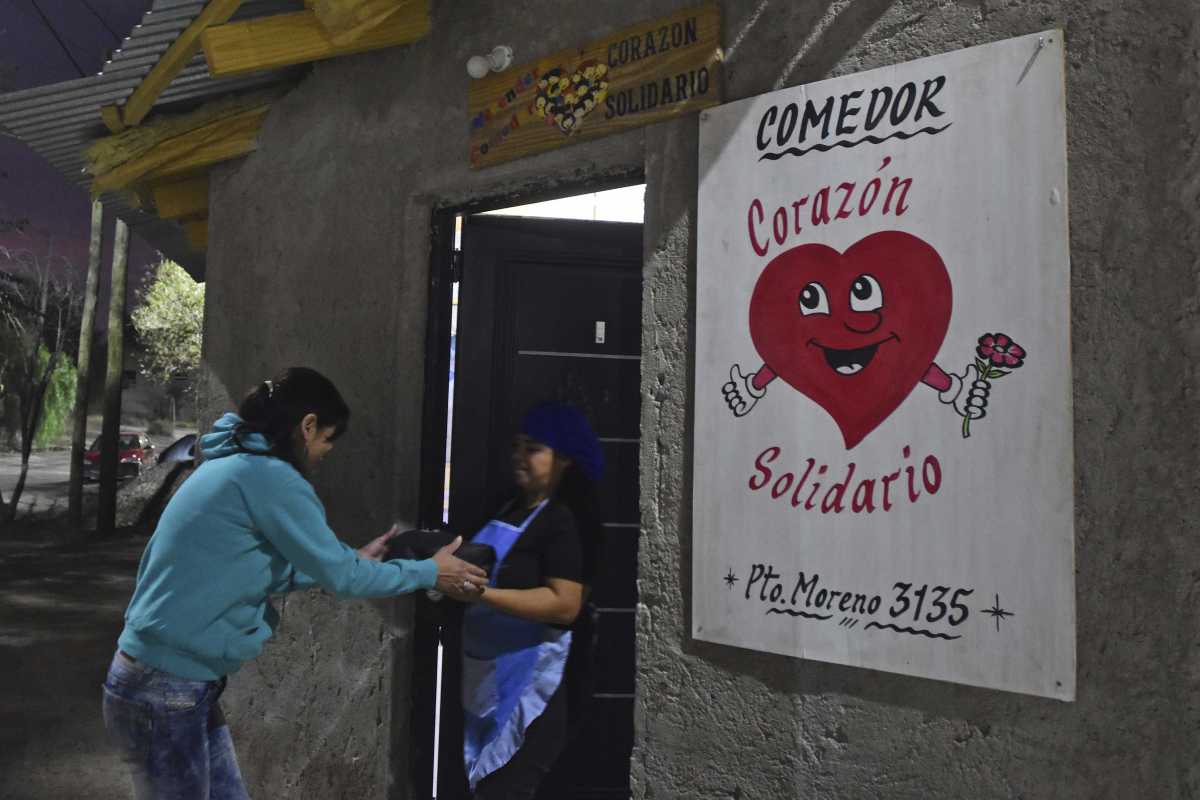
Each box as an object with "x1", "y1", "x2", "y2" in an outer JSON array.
[
  {"x1": 460, "y1": 401, "x2": 604, "y2": 799},
  {"x1": 102, "y1": 367, "x2": 488, "y2": 799}
]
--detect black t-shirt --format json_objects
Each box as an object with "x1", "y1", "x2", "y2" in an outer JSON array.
[
  {"x1": 480, "y1": 497, "x2": 601, "y2": 737},
  {"x1": 487, "y1": 500, "x2": 589, "y2": 590}
]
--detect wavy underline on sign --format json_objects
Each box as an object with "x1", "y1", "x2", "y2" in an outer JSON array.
[
  {"x1": 864, "y1": 621, "x2": 962, "y2": 640},
  {"x1": 758, "y1": 124, "x2": 954, "y2": 162},
  {"x1": 766, "y1": 607, "x2": 833, "y2": 621}
]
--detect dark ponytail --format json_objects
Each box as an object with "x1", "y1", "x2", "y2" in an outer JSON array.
[{"x1": 234, "y1": 366, "x2": 350, "y2": 474}]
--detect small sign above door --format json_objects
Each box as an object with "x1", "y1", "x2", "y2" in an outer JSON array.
[{"x1": 468, "y1": 3, "x2": 722, "y2": 169}]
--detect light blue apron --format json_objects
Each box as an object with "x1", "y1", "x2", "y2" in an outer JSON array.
[{"x1": 461, "y1": 500, "x2": 572, "y2": 790}]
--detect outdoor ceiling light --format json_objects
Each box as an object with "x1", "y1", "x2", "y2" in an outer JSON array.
[{"x1": 467, "y1": 45, "x2": 514, "y2": 79}]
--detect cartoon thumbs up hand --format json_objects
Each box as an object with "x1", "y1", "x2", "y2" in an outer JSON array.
[
  {"x1": 938, "y1": 362, "x2": 990, "y2": 420},
  {"x1": 723, "y1": 364, "x2": 767, "y2": 417}
]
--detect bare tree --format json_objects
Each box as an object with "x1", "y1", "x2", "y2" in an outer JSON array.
[{"x1": 0, "y1": 245, "x2": 81, "y2": 522}]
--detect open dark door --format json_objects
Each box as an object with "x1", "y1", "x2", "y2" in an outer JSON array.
[{"x1": 413, "y1": 214, "x2": 642, "y2": 799}]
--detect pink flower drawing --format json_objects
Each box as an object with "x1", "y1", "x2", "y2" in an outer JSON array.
[
  {"x1": 976, "y1": 333, "x2": 1026, "y2": 369},
  {"x1": 963, "y1": 332, "x2": 1028, "y2": 439}
]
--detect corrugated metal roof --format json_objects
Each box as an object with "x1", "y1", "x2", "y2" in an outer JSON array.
[{"x1": 0, "y1": 0, "x2": 306, "y2": 278}]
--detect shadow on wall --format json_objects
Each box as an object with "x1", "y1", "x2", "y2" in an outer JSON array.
[
  {"x1": 700, "y1": 0, "x2": 901, "y2": 192},
  {"x1": 676, "y1": 0, "x2": 903, "y2": 662},
  {"x1": 193, "y1": 361, "x2": 236, "y2": 441},
  {"x1": 773, "y1": 0, "x2": 902, "y2": 89}
]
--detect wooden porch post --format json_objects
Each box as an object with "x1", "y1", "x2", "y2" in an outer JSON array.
[
  {"x1": 68, "y1": 200, "x2": 104, "y2": 527},
  {"x1": 97, "y1": 218, "x2": 129, "y2": 535}
]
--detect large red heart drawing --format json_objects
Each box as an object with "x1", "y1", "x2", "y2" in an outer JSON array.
[{"x1": 748, "y1": 231, "x2": 952, "y2": 449}]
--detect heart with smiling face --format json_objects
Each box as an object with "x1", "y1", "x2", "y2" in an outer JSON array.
[{"x1": 748, "y1": 231, "x2": 952, "y2": 449}]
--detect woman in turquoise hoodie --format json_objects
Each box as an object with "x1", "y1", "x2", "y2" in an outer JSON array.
[{"x1": 102, "y1": 367, "x2": 487, "y2": 799}]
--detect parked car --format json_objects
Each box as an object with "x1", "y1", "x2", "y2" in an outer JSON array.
[
  {"x1": 83, "y1": 432, "x2": 156, "y2": 481},
  {"x1": 157, "y1": 433, "x2": 197, "y2": 465}
]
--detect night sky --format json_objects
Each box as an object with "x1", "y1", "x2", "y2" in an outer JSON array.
[{"x1": 1, "y1": 0, "x2": 163, "y2": 312}]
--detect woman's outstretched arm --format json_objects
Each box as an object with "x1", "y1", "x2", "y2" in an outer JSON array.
[{"x1": 479, "y1": 578, "x2": 583, "y2": 626}]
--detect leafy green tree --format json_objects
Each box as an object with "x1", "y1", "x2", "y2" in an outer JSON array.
[
  {"x1": 32, "y1": 346, "x2": 76, "y2": 449},
  {"x1": 131, "y1": 259, "x2": 204, "y2": 428}
]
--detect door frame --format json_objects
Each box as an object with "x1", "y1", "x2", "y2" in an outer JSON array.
[
  {"x1": 417, "y1": 170, "x2": 644, "y2": 528},
  {"x1": 410, "y1": 169, "x2": 644, "y2": 800}
]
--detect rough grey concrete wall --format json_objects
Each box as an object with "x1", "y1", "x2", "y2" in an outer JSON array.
[
  {"x1": 201, "y1": 4, "x2": 652, "y2": 796},
  {"x1": 635, "y1": 1, "x2": 1200, "y2": 799},
  {"x1": 201, "y1": 143, "x2": 425, "y2": 797},
  {"x1": 200, "y1": 0, "x2": 1198, "y2": 797}
]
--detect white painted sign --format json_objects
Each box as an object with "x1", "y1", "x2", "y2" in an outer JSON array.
[{"x1": 693, "y1": 31, "x2": 1074, "y2": 700}]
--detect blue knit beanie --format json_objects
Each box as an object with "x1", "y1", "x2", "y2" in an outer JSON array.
[{"x1": 520, "y1": 402, "x2": 605, "y2": 482}]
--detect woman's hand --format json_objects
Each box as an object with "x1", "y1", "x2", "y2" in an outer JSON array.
[
  {"x1": 356, "y1": 524, "x2": 401, "y2": 561},
  {"x1": 433, "y1": 536, "x2": 489, "y2": 598}
]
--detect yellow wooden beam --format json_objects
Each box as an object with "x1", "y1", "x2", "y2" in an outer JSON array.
[
  {"x1": 121, "y1": 0, "x2": 247, "y2": 128},
  {"x1": 87, "y1": 88, "x2": 282, "y2": 178},
  {"x1": 122, "y1": 186, "x2": 154, "y2": 211},
  {"x1": 201, "y1": 2, "x2": 429, "y2": 79},
  {"x1": 139, "y1": 119, "x2": 263, "y2": 185},
  {"x1": 184, "y1": 219, "x2": 209, "y2": 251},
  {"x1": 305, "y1": 0, "x2": 417, "y2": 46},
  {"x1": 100, "y1": 105, "x2": 125, "y2": 134},
  {"x1": 151, "y1": 176, "x2": 210, "y2": 221},
  {"x1": 91, "y1": 106, "x2": 268, "y2": 195}
]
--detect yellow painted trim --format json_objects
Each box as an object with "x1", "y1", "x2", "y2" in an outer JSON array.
[
  {"x1": 184, "y1": 219, "x2": 209, "y2": 251},
  {"x1": 91, "y1": 106, "x2": 268, "y2": 195},
  {"x1": 151, "y1": 175, "x2": 210, "y2": 221},
  {"x1": 305, "y1": 0, "x2": 418, "y2": 46},
  {"x1": 100, "y1": 105, "x2": 126, "y2": 134},
  {"x1": 86, "y1": 88, "x2": 283, "y2": 179},
  {"x1": 121, "y1": 0, "x2": 247, "y2": 128},
  {"x1": 201, "y1": 2, "x2": 429, "y2": 79},
  {"x1": 123, "y1": 187, "x2": 154, "y2": 211}
]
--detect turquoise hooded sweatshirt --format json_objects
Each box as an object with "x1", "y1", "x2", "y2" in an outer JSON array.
[{"x1": 117, "y1": 413, "x2": 438, "y2": 680}]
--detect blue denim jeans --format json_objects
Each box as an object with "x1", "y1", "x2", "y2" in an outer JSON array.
[{"x1": 102, "y1": 651, "x2": 250, "y2": 799}]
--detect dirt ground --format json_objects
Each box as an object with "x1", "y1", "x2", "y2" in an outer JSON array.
[{"x1": 0, "y1": 520, "x2": 147, "y2": 800}]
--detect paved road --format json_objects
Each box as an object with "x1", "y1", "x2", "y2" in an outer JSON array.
[
  {"x1": 0, "y1": 432, "x2": 185, "y2": 517},
  {"x1": 0, "y1": 449, "x2": 91, "y2": 517},
  {"x1": 0, "y1": 524, "x2": 146, "y2": 800}
]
